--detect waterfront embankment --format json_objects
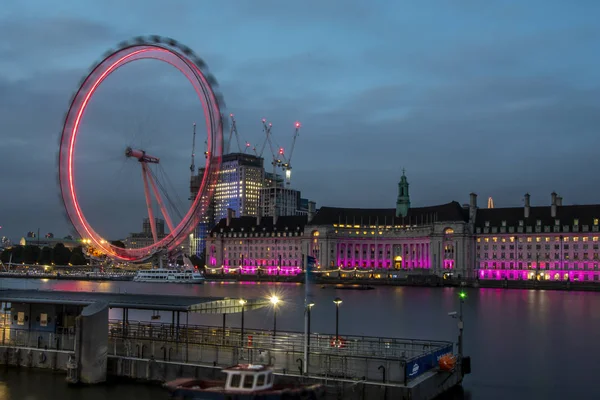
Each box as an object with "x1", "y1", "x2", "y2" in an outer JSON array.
[{"x1": 2, "y1": 270, "x2": 600, "y2": 292}]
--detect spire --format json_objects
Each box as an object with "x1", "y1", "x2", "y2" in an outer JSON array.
[{"x1": 396, "y1": 169, "x2": 411, "y2": 218}]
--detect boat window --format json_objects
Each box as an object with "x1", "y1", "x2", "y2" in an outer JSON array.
[
  {"x1": 256, "y1": 373, "x2": 265, "y2": 386},
  {"x1": 243, "y1": 374, "x2": 254, "y2": 388},
  {"x1": 268, "y1": 373, "x2": 274, "y2": 384},
  {"x1": 230, "y1": 374, "x2": 241, "y2": 388}
]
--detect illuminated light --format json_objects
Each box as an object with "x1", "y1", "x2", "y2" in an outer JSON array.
[
  {"x1": 270, "y1": 295, "x2": 280, "y2": 306},
  {"x1": 239, "y1": 299, "x2": 247, "y2": 305},
  {"x1": 295, "y1": 121, "x2": 301, "y2": 128},
  {"x1": 279, "y1": 147, "x2": 284, "y2": 155},
  {"x1": 459, "y1": 291, "x2": 466, "y2": 299},
  {"x1": 262, "y1": 118, "x2": 266, "y2": 123},
  {"x1": 60, "y1": 41, "x2": 223, "y2": 262},
  {"x1": 333, "y1": 297, "x2": 342, "y2": 305}
]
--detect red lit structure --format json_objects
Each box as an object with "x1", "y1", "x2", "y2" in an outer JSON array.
[{"x1": 58, "y1": 36, "x2": 224, "y2": 262}]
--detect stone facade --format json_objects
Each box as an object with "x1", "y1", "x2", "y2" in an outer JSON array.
[
  {"x1": 205, "y1": 174, "x2": 600, "y2": 281},
  {"x1": 475, "y1": 192, "x2": 600, "y2": 282},
  {"x1": 206, "y1": 173, "x2": 477, "y2": 279}
]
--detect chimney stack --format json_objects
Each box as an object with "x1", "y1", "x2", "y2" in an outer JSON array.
[
  {"x1": 557, "y1": 196, "x2": 563, "y2": 206},
  {"x1": 257, "y1": 207, "x2": 262, "y2": 226},
  {"x1": 307, "y1": 201, "x2": 316, "y2": 223},
  {"x1": 468, "y1": 193, "x2": 478, "y2": 223},
  {"x1": 226, "y1": 208, "x2": 234, "y2": 227},
  {"x1": 524, "y1": 193, "x2": 530, "y2": 218},
  {"x1": 551, "y1": 192, "x2": 557, "y2": 218}
]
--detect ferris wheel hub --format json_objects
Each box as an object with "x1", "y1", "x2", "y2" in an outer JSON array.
[{"x1": 125, "y1": 147, "x2": 160, "y2": 163}]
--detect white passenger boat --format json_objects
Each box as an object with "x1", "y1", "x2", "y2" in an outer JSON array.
[{"x1": 133, "y1": 268, "x2": 205, "y2": 283}]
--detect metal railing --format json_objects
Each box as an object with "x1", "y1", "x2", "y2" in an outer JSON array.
[
  {"x1": 107, "y1": 319, "x2": 452, "y2": 383},
  {"x1": 0, "y1": 327, "x2": 75, "y2": 351},
  {"x1": 108, "y1": 319, "x2": 449, "y2": 361}
]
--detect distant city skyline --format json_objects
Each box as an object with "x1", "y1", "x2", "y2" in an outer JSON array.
[{"x1": 1, "y1": 1, "x2": 600, "y2": 240}]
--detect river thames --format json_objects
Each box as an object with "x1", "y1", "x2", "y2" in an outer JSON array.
[{"x1": 0, "y1": 278, "x2": 598, "y2": 399}]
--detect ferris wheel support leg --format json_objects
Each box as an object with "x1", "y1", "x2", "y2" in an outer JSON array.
[
  {"x1": 141, "y1": 163, "x2": 159, "y2": 243},
  {"x1": 146, "y1": 168, "x2": 176, "y2": 234}
]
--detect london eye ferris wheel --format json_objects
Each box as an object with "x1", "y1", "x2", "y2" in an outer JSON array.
[{"x1": 58, "y1": 36, "x2": 225, "y2": 263}]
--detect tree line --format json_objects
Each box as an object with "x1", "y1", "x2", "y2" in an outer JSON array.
[
  {"x1": 0, "y1": 244, "x2": 87, "y2": 266},
  {"x1": 0, "y1": 244, "x2": 207, "y2": 269}
]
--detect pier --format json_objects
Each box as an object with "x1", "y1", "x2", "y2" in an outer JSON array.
[{"x1": 0, "y1": 289, "x2": 467, "y2": 399}]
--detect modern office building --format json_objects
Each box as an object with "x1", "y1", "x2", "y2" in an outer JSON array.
[
  {"x1": 189, "y1": 153, "x2": 265, "y2": 256},
  {"x1": 264, "y1": 172, "x2": 284, "y2": 189},
  {"x1": 258, "y1": 187, "x2": 301, "y2": 218}
]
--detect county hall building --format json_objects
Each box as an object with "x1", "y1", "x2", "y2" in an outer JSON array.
[{"x1": 205, "y1": 173, "x2": 600, "y2": 282}]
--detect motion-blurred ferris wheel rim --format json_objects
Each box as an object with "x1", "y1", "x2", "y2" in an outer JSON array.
[{"x1": 58, "y1": 35, "x2": 225, "y2": 262}]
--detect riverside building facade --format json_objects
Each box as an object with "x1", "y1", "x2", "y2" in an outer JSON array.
[
  {"x1": 475, "y1": 192, "x2": 600, "y2": 282},
  {"x1": 206, "y1": 172, "x2": 476, "y2": 278},
  {"x1": 205, "y1": 172, "x2": 600, "y2": 282}
]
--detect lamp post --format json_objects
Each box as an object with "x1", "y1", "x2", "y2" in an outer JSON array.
[
  {"x1": 239, "y1": 299, "x2": 247, "y2": 346},
  {"x1": 270, "y1": 295, "x2": 280, "y2": 336},
  {"x1": 306, "y1": 302, "x2": 314, "y2": 348},
  {"x1": 333, "y1": 297, "x2": 342, "y2": 343},
  {"x1": 303, "y1": 302, "x2": 315, "y2": 375},
  {"x1": 449, "y1": 291, "x2": 466, "y2": 359}
]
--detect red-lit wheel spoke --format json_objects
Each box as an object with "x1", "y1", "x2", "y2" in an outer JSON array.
[
  {"x1": 141, "y1": 163, "x2": 159, "y2": 243},
  {"x1": 145, "y1": 166, "x2": 176, "y2": 234}
]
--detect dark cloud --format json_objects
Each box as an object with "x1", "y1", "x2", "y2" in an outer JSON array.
[
  {"x1": 232, "y1": 0, "x2": 376, "y2": 24},
  {"x1": 1, "y1": 3, "x2": 600, "y2": 242},
  {"x1": 0, "y1": 17, "x2": 120, "y2": 73}
]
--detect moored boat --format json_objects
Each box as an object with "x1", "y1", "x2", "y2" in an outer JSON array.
[{"x1": 164, "y1": 364, "x2": 325, "y2": 399}]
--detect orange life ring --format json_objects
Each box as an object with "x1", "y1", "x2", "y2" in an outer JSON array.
[
  {"x1": 330, "y1": 337, "x2": 346, "y2": 348},
  {"x1": 247, "y1": 335, "x2": 253, "y2": 347},
  {"x1": 438, "y1": 354, "x2": 456, "y2": 371}
]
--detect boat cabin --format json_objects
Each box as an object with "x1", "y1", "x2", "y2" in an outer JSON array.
[{"x1": 223, "y1": 364, "x2": 274, "y2": 392}]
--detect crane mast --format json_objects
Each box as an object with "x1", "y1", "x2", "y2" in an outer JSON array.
[
  {"x1": 283, "y1": 122, "x2": 301, "y2": 186},
  {"x1": 226, "y1": 114, "x2": 243, "y2": 154},
  {"x1": 260, "y1": 119, "x2": 286, "y2": 218}
]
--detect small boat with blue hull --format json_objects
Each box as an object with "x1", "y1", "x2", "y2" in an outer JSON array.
[{"x1": 164, "y1": 364, "x2": 324, "y2": 399}]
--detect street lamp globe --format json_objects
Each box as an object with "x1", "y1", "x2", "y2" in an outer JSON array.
[{"x1": 270, "y1": 295, "x2": 280, "y2": 306}]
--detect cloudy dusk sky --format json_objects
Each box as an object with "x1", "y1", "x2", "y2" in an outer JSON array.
[{"x1": 1, "y1": 1, "x2": 599, "y2": 240}]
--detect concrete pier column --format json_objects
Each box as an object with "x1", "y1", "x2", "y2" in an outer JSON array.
[{"x1": 75, "y1": 301, "x2": 109, "y2": 384}]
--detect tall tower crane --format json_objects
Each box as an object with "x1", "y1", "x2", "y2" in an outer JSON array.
[
  {"x1": 281, "y1": 122, "x2": 301, "y2": 186},
  {"x1": 257, "y1": 119, "x2": 302, "y2": 186},
  {"x1": 257, "y1": 118, "x2": 272, "y2": 159},
  {"x1": 259, "y1": 119, "x2": 287, "y2": 218},
  {"x1": 225, "y1": 114, "x2": 243, "y2": 154}
]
